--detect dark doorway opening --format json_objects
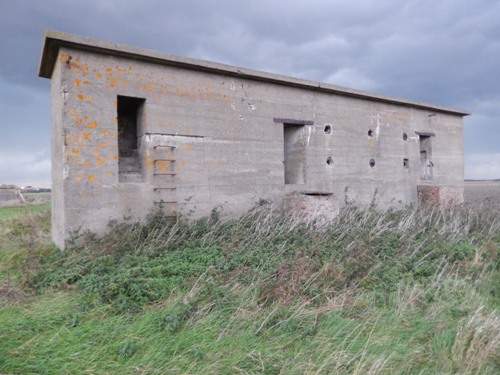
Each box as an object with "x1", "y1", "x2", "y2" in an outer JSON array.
[{"x1": 117, "y1": 95, "x2": 145, "y2": 182}]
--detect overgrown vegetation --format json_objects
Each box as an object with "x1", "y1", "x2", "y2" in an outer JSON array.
[{"x1": 1, "y1": 203, "x2": 499, "y2": 374}]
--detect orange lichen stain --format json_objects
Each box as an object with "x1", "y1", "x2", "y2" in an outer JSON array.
[
  {"x1": 83, "y1": 80, "x2": 91, "y2": 85},
  {"x1": 175, "y1": 87, "x2": 189, "y2": 96},
  {"x1": 94, "y1": 157, "x2": 102, "y2": 166},
  {"x1": 174, "y1": 167, "x2": 180, "y2": 172},
  {"x1": 80, "y1": 64, "x2": 89, "y2": 76},
  {"x1": 84, "y1": 115, "x2": 89, "y2": 120},
  {"x1": 75, "y1": 173, "x2": 83, "y2": 180},
  {"x1": 86, "y1": 95, "x2": 93, "y2": 101},
  {"x1": 106, "y1": 170, "x2": 113, "y2": 176},
  {"x1": 163, "y1": 149, "x2": 170, "y2": 155},
  {"x1": 105, "y1": 67, "x2": 113, "y2": 78},
  {"x1": 94, "y1": 70, "x2": 103, "y2": 79},
  {"x1": 70, "y1": 147, "x2": 80, "y2": 155},
  {"x1": 83, "y1": 161, "x2": 91, "y2": 167},
  {"x1": 81, "y1": 131, "x2": 91, "y2": 141},
  {"x1": 87, "y1": 175, "x2": 96, "y2": 182},
  {"x1": 75, "y1": 118, "x2": 82, "y2": 125},
  {"x1": 185, "y1": 145, "x2": 191, "y2": 151},
  {"x1": 76, "y1": 93, "x2": 84, "y2": 101},
  {"x1": 86, "y1": 121, "x2": 97, "y2": 128},
  {"x1": 180, "y1": 160, "x2": 186, "y2": 166},
  {"x1": 108, "y1": 77, "x2": 117, "y2": 88},
  {"x1": 112, "y1": 118, "x2": 118, "y2": 124},
  {"x1": 138, "y1": 82, "x2": 156, "y2": 92},
  {"x1": 72, "y1": 78, "x2": 82, "y2": 87},
  {"x1": 97, "y1": 141, "x2": 108, "y2": 148},
  {"x1": 145, "y1": 157, "x2": 154, "y2": 166},
  {"x1": 92, "y1": 149, "x2": 100, "y2": 156},
  {"x1": 112, "y1": 154, "x2": 118, "y2": 161},
  {"x1": 101, "y1": 129, "x2": 118, "y2": 136},
  {"x1": 59, "y1": 52, "x2": 69, "y2": 63}
]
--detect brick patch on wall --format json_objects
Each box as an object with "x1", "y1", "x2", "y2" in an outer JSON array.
[
  {"x1": 417, "y1": 185, "x2": 463, "y2": 207},
  {"x1": 284, "y1": 192, "x2": 339, "y2": 225}
]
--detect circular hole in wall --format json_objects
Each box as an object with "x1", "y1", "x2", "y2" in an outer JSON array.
[
  {"x1": 324, "y1": 125, "x2": 332, "y2": 134},
  {"x1": 368, "y1": 129, "x2": 374, "y2": 137},
  {"x1": 326, "y1": 156, "x2": 333, "y2": 165},
  {"x1": 369, "y1": 158, "x2": 376, "y2": 168},
  {"x1": 403, "y1": 132, "x2": 408, "y2": 141}
]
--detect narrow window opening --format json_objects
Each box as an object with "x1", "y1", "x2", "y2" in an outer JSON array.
[
  {"x1": 324, "y1": 125, "x2": 332, "y2": 134},
  {"x1": 403, "y1": 132, "x2": 408, "y2": 141},
  {"x1": 369, "y1": 158, "x2": 376, "y2": 168},
  {"x1": 419, "y1": 135, "x2": 433, "y2": 180},
  {"x1": 326, "y1": 156, "x2": 333, "y2": 166},
  {"x1": 284, "y1": 124, "x2": 306, "y2": 184},
  {"x1": 403, "y1": 158, "x2": 409, "y2": 168},
  {"x1": 117, "y1": 95, "x2": 145, "y2": 182},
  {"x1": 368, "y1": 129, "x2": 374, "y2": 137}
]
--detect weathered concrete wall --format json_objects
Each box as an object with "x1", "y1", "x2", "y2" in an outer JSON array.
[{"x1": 40, "y1": 32, "x2": 467, "y2": 249}]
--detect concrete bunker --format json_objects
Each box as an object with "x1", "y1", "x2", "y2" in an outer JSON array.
[{"x1": 38, "y1": 31, "x2": 469, "y2": 249}]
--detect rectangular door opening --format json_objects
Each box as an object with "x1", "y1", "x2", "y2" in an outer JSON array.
[
  {"x1": 117, "y1": 95, "x2": 145, "y2": 182},
  {"x1": 284, "y1": 123, "x2": 306, "y2": 184},
  {"x1": 419, "y1": 135, "x2": 433, "y2": 180}
]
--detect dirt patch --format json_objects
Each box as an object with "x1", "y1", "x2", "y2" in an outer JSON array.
[
  {"x1": 464, "y1": 180, "x2": 500, "y2": 210},
  {"x1": 0, "y1": 287, "x2": 28, "y2": 302}
]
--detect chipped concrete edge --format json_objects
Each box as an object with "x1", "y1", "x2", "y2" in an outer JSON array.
[{"x1": 38, "y1": 29, "x2": 470, "y2": 116}]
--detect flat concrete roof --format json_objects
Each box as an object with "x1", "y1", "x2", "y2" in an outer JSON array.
[{"x1": 39, "y1": 30, "x2": 470, "y2": 116}]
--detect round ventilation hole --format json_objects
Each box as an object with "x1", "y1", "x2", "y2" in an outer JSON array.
[
  {"x1": 368, "y1": 129, "x2": 374, "y2": 137},
  {"x1": 324, "y1": 125, "x2": 332, "y2": 134},
  {"x1": 403, "y1": 132, "x2": 408, "y2": 141},
  {"x1": 369, "y1": 159, "x2": 376, "y2": 168},
  {"x1": 326, "y1": 156, "x2": 333, "y2": 165}
]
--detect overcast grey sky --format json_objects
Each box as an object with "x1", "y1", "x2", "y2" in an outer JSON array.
[{"x1": 1, "y1": 0, "x2": 499, "y2": 186}]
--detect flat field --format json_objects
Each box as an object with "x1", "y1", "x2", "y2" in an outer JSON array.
[{"x1": 464, "y1": 180, "x2": 500, "y2": 209}]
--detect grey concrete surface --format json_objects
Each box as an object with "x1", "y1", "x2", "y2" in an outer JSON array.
[{"x1": 39, "y1": 30, "x2": 468, "y2": 249}]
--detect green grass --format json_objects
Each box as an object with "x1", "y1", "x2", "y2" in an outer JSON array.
[
  {"x1": 0, "y1": 201, "x2": 50, "y2": 220},
  {"x1": 1, "y1": 204, "x2": 499, "y2": 374}
]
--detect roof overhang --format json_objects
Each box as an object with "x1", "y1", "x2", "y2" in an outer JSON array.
[{"x1": 39, "y1": 30, "x2": 470, "y2": 117}]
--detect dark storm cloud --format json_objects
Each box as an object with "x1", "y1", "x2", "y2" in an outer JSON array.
[{"x1": 0, "y1": 0, "x2": 499, "y2": 184}]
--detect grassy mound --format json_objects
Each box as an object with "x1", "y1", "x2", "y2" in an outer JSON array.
[{"x1": 1, "y1": 204, "x2": 499, "y2": 374}]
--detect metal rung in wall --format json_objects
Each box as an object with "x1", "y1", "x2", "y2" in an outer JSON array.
[
  {"x1": 153, "y1": 187, "x2": 176, "y2": 191},
  {"x1": 154, "y1": 145, "x2": 176, "y2": 149}
]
